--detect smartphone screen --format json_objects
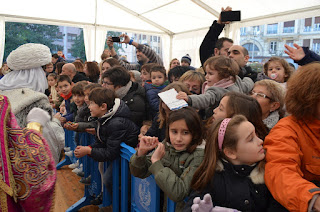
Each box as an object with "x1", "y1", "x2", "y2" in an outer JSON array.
[
  {"x1": 112, "y1": 37, "x2": 121, "y2": 42},
  {"x1": 221, "y1": 11, "x2": 241, "y2": 22}
]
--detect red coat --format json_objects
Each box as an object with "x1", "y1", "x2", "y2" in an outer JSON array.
[{"x1": 264, "y1": 116, "x2": 320, "y2": 211}]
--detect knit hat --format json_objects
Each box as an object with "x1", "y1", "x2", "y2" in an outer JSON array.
[
  {"x1": 181, "y1": 54, "x2": 191, "y2": 65},
  {"x1": 7, "y1": 43, "x2": 52, "y2": 71}
]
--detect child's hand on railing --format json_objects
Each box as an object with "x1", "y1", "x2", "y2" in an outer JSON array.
[
  {"x1": 137, "y1": 136, "x2": 159, "y2": 156},
  {"x1": 151, "y1": 143, "x2": 165, "y2": 163},
  {"x1": 74, "y1": 146, "x2": 92, "y2": 158}
]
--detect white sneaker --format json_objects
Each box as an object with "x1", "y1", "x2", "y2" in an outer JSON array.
[
  {"x1": 68, "y1": 160, "x2": 79, "y2": 169},
  {"x1": 72, "y1": 166, "x2": 83, "y2": 174},
  {"x1": 64, "y1": 147, "x2": 71, "y2": 152},
  {"x1": 65, "y1": 150, "x2": 73, "y2": 158}
]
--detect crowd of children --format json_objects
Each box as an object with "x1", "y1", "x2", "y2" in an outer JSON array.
[{"x1": 18, "y1": 14, "x2": 317, "y2": 212}]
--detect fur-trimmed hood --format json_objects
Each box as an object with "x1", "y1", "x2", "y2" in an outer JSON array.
[{"x1": 216, "y1": 159, "x2": 265, "y2": 184}]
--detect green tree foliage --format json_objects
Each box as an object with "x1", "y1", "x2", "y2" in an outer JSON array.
[
  {"x1": 4, "y1": 22, "x2": 63, "y2": 60},
  {"x1": 70, "y1": 30, "x2": 86, "y2": 62},
  {"x1": 106, "y1": 31, "x2": 124, "y2": 54}
]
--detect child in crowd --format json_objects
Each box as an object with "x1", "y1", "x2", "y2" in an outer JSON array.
[
  {"x1": 56, "y1": 75, "x2": 74, "y2": 124},
  {"x1": 146, "y1": 82, "x2": 191, "y2": 142},
  {"x1": 130, "y1": 107, "x2": 205, "y2": 211},
  {"x1": 144, "y1": 65, "x2": 169, "y2": 119},
  {"x1": 179, "y1": 71, "x2": 205, "y2": 95},
  {"x1": 138, "y1": 120, "x2": 152, "y2": 141},
  {"x1": 210, "y1": 92, "x2": 269, "y2": 140},
  {"x1": 250, "y1": 79, "x2": 285, "y2": 130},
  {"x1": 46, "y1": 73, "x2": 58, "y2": 106},
  {"x1": 44, "y1": 62, "x2": 54, "y2": 75},
  {"x1": 140, "y1": 63, "x2": 156, "y2": 86},
  {"x1": 177, "y1": 56, "x2": 253, "y2": 119},
  {"x1": 263, "y1": 57, "x2": 292, "y2": 87},
  {"x1": 184, "y1": 115, "x2": 270, "y2": 211},
  {"x1": 168, "y1": 66, "x2": 190, "y2": 83},
  {"x1": 74, "y1": 87, "x2": 139, "y2": 204}
]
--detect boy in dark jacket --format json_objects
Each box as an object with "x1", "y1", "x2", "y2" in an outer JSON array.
[
  {"x1": 74, "y1": 87, "x2": 139, "y2": 204},
  {"x1": 144, "y1": 65, "x2": 168, "y2": 119}
]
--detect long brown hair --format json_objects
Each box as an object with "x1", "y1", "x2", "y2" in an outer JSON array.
[
  {"x1": 165, "y1": 107, "x2": 204, "y2": 153},
  {"x1": 192, "y1": 115, "x2": 247, "y2": 191}
]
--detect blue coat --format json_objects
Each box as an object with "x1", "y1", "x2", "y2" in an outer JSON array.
[{"x1": 144, "y1": 83, "x2": 167, "y2": 119}]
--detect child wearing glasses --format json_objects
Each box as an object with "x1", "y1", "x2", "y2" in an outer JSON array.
[
  {"x1": 250, "y1": 79, "x2": 286, "y2": 130},
  {"x1": 176, "y1": 56, "x2": 254, "y2": 119}
]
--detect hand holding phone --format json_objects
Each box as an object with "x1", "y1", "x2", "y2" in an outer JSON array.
[{"x1": 112, "y1": 37, "x2": 121, "y2": 42}]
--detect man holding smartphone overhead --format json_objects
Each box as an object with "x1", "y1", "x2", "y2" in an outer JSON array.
[{"x1": 107, "y1": 34, "x2": 163, "y2": 71}]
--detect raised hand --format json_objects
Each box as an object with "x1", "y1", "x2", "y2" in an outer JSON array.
[
  {"x1": 284, "y1": 43, "x2": 305, "y2": 61},
  {"x1": 106, "y1": 36, "x2": 114, "y2": 48},
  {"x1": 151, "y1": 143, "x2": 165, "y2": 163},
  {"x1": 217, "y1": 6, "x2": 232, "y2": 25},
  {"x1": 119, "y1": 33, "x2": 131, "y2": 44},
  {"x1": 191, "y1": 194, "x2": 214, "y2": 212},
  {"x1": 137, "y1": 136, "x2": 159, "y2": 156}
]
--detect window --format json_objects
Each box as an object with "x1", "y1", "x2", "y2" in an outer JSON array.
[
  {"x1": 312, "y1": 39, "x2": 320, "y2": 53},
  {"x1": 304, "y1": 18, "x2": 312, "y2": 32},
  {"x1": 153, "y1": 36, "x2": 157, "y2": 42},
  {"x1": 283, "y1": 21, "x2": 295, "y2": 33},
  {"x1": 286, "y1": 40, "x2": 294, "y2": 47},
  {"x1": 240, "y1": 27, "x2": 247, "y2": 36},
  {"x1": 315, "y1": 17, "x2": 320, "y2": 31},
  {"x1": 267, "y1": 24, "x2": 278, "y2": 34},
  {"x1": 252, "y1": 26, "x2": 260, "y2": 34},
  {"x1": 158, "y1": 36, "x2": 161, "y2": 43},
  {"x1": 67, "y1": 33, "x2": 77, "y2": 42},
  {"x1": 142, "y1": 35, "x2": 146, "y2": 40},
  {"x1": 270, "y1": 41, "x2": 277, "y2": 53},
  {"x1": 303, "y1": 39, "x2": 310, "y2": 48},
  {"x1": 243, "y1": 43, "x2": 259, "y2": 51}
]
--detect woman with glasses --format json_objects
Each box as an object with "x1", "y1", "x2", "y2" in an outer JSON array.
[{"x1": 250, "y1": 79, "x2": 285, "y2": 130}]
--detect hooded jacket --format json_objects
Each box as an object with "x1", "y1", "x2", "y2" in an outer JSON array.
[
  {"x1": 130, "y1": 140, "x2": 205, "y2": 211},
  {"x1": 90, "y1": 99, "x2": 139, "y2": 162}
]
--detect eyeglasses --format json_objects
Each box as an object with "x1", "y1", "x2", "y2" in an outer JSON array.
[
  {"x1": 102, "y1": 80, "x2": 113, "y2": 85},
  {"x1": 250, "y1": 91, "x2": 272, "y2": 100}
]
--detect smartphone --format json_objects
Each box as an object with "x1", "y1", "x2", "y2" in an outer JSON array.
[
  {"x1": 221, "y1": 11, "x2": 241, "y2": 22},
  {"x1": 112, "y1": 37, "x2": 121, "y2": 42}
]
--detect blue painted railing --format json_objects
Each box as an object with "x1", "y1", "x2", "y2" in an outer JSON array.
[{"x1": 62, "y1": 130, "x2": 176, "y2": 212}]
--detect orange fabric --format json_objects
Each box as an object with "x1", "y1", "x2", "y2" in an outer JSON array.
[{"x1": 264, "y1": 116, "x2": 320, "y2": 212}]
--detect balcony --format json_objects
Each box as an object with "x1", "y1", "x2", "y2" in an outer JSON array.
[
  {"x1": 267, "y1": 29, "x2": 278, "y2": 34},
  {"x1": 283, "y1": 27, "x2": 294, "y2": 33},
  {"x1": 314, "y1": 24, "x2": 320, "y2": 31},
  {"x1": 304, "y1": 26, "x2": 311, "y2": 32}
]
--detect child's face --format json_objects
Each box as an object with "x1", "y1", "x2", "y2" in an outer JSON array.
[
  {"x1": 169, "y1": 119, "x2": 192, "y2": 151},
  {"x1": 47, "y1": 76, "x2": 57, "y2": 87},
  {"x1": 181, "y1": 61, "x2": 189, "y2": 67},
  {"x1": 138, "y1": 125, "x2": 150, "y2": 140},
  {"x1": 57, "y1": 80, "x2": 72, "y2": 95},
  {"x1": 84, "y1": 89, "x2": 90, "y2": 105},
  {"x1": 212, "y1": 96, "x2": 229, "y2": 121},
  {"x1": 140, "y1": 69, "x2": 151, "y2": 82},
  {"x1": 45, "y1": 65, "x2": 54, "y2": 73},
  {"x1": 205, "y1": 65, "x2": 221, "y2": 87},
  {"x1": 73, "y1": 94, "x2": 85, "y2": 107},
  {"x1": 88, "y1": 101, "x2": 107, "y2": 117},
  {"x1": 151, "y1": 71, "x2": 165, "y2": 86},
  {"x1": 183, "y1": 79, "x2": 201, "y2": 94},
  {"x1": 267, "y1": 61, "x2": 287, "y2": 83},
  {"x1": 229, "y1": 121, "x2": 265, "y2": 165}
]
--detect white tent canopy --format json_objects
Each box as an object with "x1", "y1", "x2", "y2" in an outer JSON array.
[{"x1": 1, "y1": 0, "x2": 320, "y2": 68}]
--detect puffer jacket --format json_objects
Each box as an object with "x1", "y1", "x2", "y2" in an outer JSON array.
[
  {"x1": 144, "y1": 82, "x2": 168, "y2": 119},
  {"x1": 90, "y1": 99, "x2": 139, "y2": 162},
  {"x1": 264, "y1": 116, "x2": 320, "y2": 211},
  {"x1": 130, "y1": 140, "x2": 205, "y2": 211},
  {"x1": 188, "y1": 76, "x2": 253, "y2": 118},
  {"x1": 122, "y1": 81, "x2": 146, "y2": 127}
]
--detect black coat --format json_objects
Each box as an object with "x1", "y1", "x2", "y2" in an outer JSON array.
[
  {"x1": 145, "y1": 114, "x2": 166, "y2": 142},
  {"x1": 183, "y1": 160, "x2": 287, "y2": 212},
  {"x1": 72, "y1": 71, "x2": 89, "y2": 83},
  {"x1": 90, "y1": 100, "x2": 139, "y2": 162},
  {"x1": 122, "y1": 81, "x2": 146, "y2": 127}
]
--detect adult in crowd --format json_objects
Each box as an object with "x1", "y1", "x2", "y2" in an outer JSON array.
[
  {"x1": 169, "y1": 58, "x2": 180, "y2": 70},
  {"x1": 101, "y1": 57, "x2": 120, "y2": 74},
  {"x1": 107, "y1": 34, "x2": 163, "y2": 71},
  {"x1": 73, "y1": 60, "x2": 85, "y2": 73},
  {"x1": 52, "y1": 53, "x2": 65, "y2": 73},
  {"x1": 199, "y1": 6, "x2": 234, "y2": 65},
  {"x1": 0, "y1": 96, "x2": 56, "y2": 212},
  {"x1": 264, "y1": 62, "x2": 320, "y2": 211},
  {"x1": 84, "y1": 61, "x2": 100, "y2": 83},
  {"x1": 250, "y1": 79, "x2": 285, "y2": 130},
  {"x1": 101, "y1": 65, "x2": 146, "y2": 127},
  {"x1": 284, "y1": 43, "x2": 320, "y2": 66},
  {"x1": 179, "y1": 71, "x2": 205, "y2": 95},
  {"x1": 61, "y1": 63, "x2": 89, "y2": 83},
  {"x1": 0, "y1": 43, "x2": 65, "y2": 164}
]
